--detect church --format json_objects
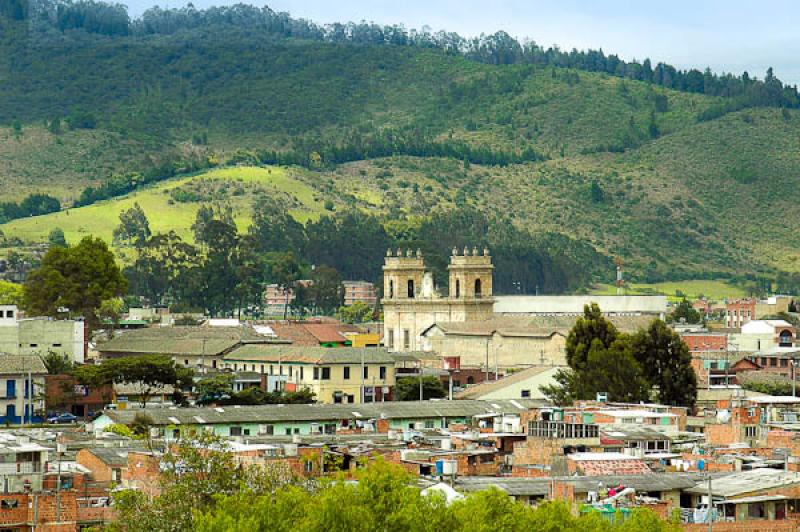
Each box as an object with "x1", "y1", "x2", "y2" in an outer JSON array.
[{"x1": 381, "y1": 247, "x2": 666, "y2": 370}]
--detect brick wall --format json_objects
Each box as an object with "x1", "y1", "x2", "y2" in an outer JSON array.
[
  {"x1": 76, "y1": 449, "x2": 117, "y2": 483},
  {"x1": 123, "y1": 452, "x2": 161, "y2": 497},
  {"x1": 512, "y1": 438, "x2": 562, "y2": 466}
]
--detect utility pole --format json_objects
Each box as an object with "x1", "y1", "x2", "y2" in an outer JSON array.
[
  {"x1": 707, "y1": 473, "x2": 713, "y2": 531},
  {"x1": 56, "y1": 433, "x2": 63, "y2": 523},
  {"x1": 361, "y1": 349, "x2": 366, "y2": 403},
  {"x1": 484, "y1": 338, "x2": 489, "y2": 382}
]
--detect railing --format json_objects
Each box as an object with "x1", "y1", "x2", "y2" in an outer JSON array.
[
  {"x1": 0, "y1": 462, "x2": 41, "y2": 474},
  {"x1": 528, "y1": 421, "x2": 599, "y2": 439}
]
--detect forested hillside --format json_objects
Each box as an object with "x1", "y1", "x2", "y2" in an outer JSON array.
[{"x1": 2, "y1": 1, "x2": 800, "y2": 293}]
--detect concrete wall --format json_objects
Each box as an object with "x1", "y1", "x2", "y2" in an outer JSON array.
[
  {"x1": 477, "y1": 367, "x2": 562, "y2": 401},
  {"x1": 494, "y1": 295, "x2": 667, "y2": 315},
  {"x1": 0, "y1": 317, "x2": 85, "y2": 363},
  {"x1": 426, "y1": 331, "x2": 565, "y2": 369}
]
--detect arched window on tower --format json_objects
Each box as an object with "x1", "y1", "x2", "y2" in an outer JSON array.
[
  {"x1": 407, "y1": 279, "x2": 415, "y2": 298},
  {"x1": 474, "y1": 279, "x2": 482, "y2": 298},
  {"x1": 455, "y1": 279, "x2": 460, "y2": 298},
  {"x1": 388, "y1": 280, "x2": 394, "y2": 298}
]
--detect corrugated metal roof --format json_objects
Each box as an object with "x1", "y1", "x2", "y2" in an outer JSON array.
[
  {"x1": 225, "y1": 346, "x2": 398, "y2": 365},
  {"x1": 101, "y1": 399, "x2": 543, "y2": 426},
  {"x1": 684, "y1": 469, "x2": 800, "y2": 497},
  {"x1": 454, "y1": 473, "x2": 707, "y2": 496},
  {"x1": 97, "y1": 326, "x2": 283, "y2": 356}
]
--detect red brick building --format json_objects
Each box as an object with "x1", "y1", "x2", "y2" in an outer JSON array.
[{"x1": 45, "y1": 375, "x2": 113, "y2": 419}]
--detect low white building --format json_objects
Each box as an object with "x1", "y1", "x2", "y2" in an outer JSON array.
[{"x1": 733, "y1": 320, "x2": 795, "y2": 352}]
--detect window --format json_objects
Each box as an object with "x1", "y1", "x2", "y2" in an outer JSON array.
[
  {"x1": 333, "y1": 392, "x2": 343, "y2": 404},
  {"x1": 212, "y1": 360, "x2": 217, "y2": 369},
  {"x1": 300, "y1": 367, "x2": 304, "y2": 380},
  {"x1": 770, "y1": 358, "x2": 778, "y2": 367},
  {"x1": 745, "y1": 426, "x2": 758, "y2": 438},
  {"x1": 29, "y1": 344, "x2": 37, "y2": 348},
  {"x1": 230, "y1": 427, "x2": 242, "y2": 436},
  {"x1": 474, "y1": 279, "x2": 482, "y2": 297},
  {"x1": 455, "y1": 279, "x2": 461, "y2": 298},
  {"x1": 380, "y1": 366, "x2": 386, "y2": 380},
  {"x1": 184, "y1": 359, "x2": 189, "y2": 366},
  {"x1": 321, "y1": 367, "x2": 331, "y2": 380},
  {"x1": 343, "y1": 366, "x2": 350, "y2": 380},
  {"x1": 313, "y1": 367, "x2": 319, "y2": 380},
  {"x1": 425, "y1": 420, "x2": 435, "y2": 429},
  {"x1": 407, "y1": 279, "x2": 415, "y2": 298},
  {"x1": 270, "y1": 365, "x2": 274, "y2": 375},
  {"x1": 781, "y1": 359, "x2": 789, "y2": 367},
  {"x1": 780, "y1": 330, "x2": 794, "y2": 347},
  {"x1": 52, "y1": 343, "x2": 61, "y2": 347},
  {"x1": 304, "y1": 460, "x2": 314, "y2": 473},
  {"x1": 389, "y1": 280, "x2": 394, "y2": 298},
  {"x1": 251, "y1": 364, "x2": 256, "y2": 372},
  {"x1": 289, "y1": 366, "x2": 293, "y2": 377},
  {"x1": 285, "y1": 428, "x2": 292, "y2": 436},
  {"x1": 1, "y1": 499, "x2": 19, "y2": 509},
  {"x1": 5, "y1": 310, "x2": 12, "y2": 319},
  {"x1": 467, "y1": 376, "x2": 475, "y2": 385},
  {"x1": 363, "y1": 366, "x2": 369, "y2": 379},
  {"x1": 387, "y1": 329, "x2": 395, "y2": 349},
  {"x1": 521, "y1": 389, "x2": 531, "y2": 398},
  {"x1": 261, "y1": 365, "x2": 265, "y2": 374},
  {"x1": 748, "y1": 502, "x2": 766, "y2": 519},
  {"x1": 403, "y1": 329, "x2": 410, "y2": 350}
]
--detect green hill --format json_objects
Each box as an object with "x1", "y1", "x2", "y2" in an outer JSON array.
[{"x1": 2, "y1": 6, "x2": 800, "y2": 291}]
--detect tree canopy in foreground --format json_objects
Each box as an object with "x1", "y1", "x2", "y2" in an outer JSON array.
[{"x1": 108, "y1": 434, "x2": 681, "y2": 532}]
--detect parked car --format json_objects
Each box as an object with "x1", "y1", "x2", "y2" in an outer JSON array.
[{"x1": 47, "y1": 413, "x2": 78, "y2": 424}]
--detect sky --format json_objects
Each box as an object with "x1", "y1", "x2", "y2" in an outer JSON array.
[{"x1": 122, "y1": 0, "x2": 800, "y2": 85}]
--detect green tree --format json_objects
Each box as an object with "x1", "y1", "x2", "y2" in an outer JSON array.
[
  {"x1": 41, "y1": 351, "x2": 73, "y2": 375},
  {"x1": 590, "y1": 180, "x2": 604, "y2": 203},
  {"x1": 669, "y1": 298, "x2": 702, "y2": 324},
  {"x1": 124, "y1": 231, "x2": 199, "y2": 306},
  {"x1": 565, "y1": 303, "x2": 618, "y2": 370},
  {"x1": 585, "y1": 337, "x2": 649, "y2": 403},
  {"x1": 396, "y1": 376, "x2": 446, "y2": 401},
  {"x1": 48, "y1": 228, "x2": 67, "y2": 248},
  {"x1": 542, "y1": 304, "x2": 650, "y2": 404},
  {"x1": 631, "y1": 320, "x2": 697, "y2": 407},
  {"x1": 75, "y1": 355, "x2": 183, "y2": 408},
  {"x1": 266, "y1": 252, "x2": 302, "y2": 320},
  {"x1": 248, "y1": 197, "x2": 307, "y2": 255},
  {"x1": 337, "y1": 300, "x2": 374, "y2": 323},
  {"x1": 195, "y1": 373, "x2": 234, "y2": 404},
  {"x1": 0, "y1": 280, "x2": 24, "y2": 306},
  {"x1": 110, "y1": 432, "x2": 295, "y2": 532},
  {"x1": 309, "y1": 265, "x2": 343, "y2": 314},
  {"x1": 23, "y1": 237, "x2": 127, "y2": 330},
  {"x1": 113, "y1": 203, "x2": 151, "y2": 246}
]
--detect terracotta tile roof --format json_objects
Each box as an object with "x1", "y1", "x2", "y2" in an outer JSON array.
[
  {"x1": 97, "y1": 326, "x2": 277, "y2": 357},
  {"x1": 267, "y1": 323, "x2": 320, "y2": 346},
  {"x1": 225, "y1": 346, "x2": 396, "y2": 365},
  {"x1": 573, "y1": 459, "x2": 652, "y2": 476},
  {"x1": 303, "y1": 323, "x2": 362, "y2": 344}
]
